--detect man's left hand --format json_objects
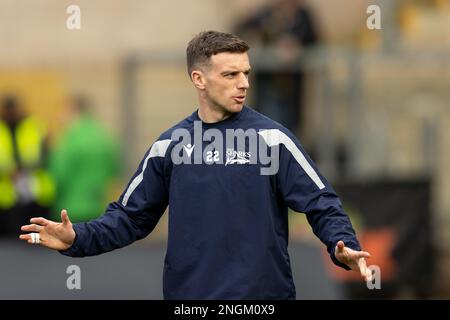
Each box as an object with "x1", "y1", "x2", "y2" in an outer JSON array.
[{"x1": 335, "y1": 240, "x2": 372, "y2": 282}]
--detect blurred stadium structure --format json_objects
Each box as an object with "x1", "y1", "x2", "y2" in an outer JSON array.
[{"x1": 1, "y1": 0, "x2": 449, "y2": 299}]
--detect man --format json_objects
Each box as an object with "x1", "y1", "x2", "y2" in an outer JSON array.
[
  {"x1": 49, "y1": 95, "x2": 121, "y2": 223},
  {"x1": 20, "y1": 31, "x2": 371, "y2": 299},
  {"x1": 0, "y1": 95, "x2": 54, "y2": 236},
  {"x1": 235, "y1": 0, "x2": 319, "y2": 135}
]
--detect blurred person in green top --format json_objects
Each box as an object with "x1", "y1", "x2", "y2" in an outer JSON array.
[{"x1": 49, "y1": 95, "x2": 121, "y2": 223}]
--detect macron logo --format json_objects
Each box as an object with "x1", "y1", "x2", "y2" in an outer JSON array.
[{"x1": 183, "y1": 144, "x2": 195, "y2": 157}]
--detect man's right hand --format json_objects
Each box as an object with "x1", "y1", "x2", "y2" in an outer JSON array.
[{"x1": 19, "y1": 209, "x2": 76, "y2": 251}]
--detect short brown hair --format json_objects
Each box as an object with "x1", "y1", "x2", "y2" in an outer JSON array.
[{"x1": 186, "y1": 31, "x2": 250, "y2": 76}]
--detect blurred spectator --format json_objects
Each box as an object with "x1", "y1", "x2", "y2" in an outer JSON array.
[
  {"x1": 0, "y1": 95, "x2": 54, "y2": 236},
  {"x1": 49, "y1": 95, "x2": 121, "y2": 223},
  {"x1": 235, "y1": 0, "x2": 319, "y2": 135}
]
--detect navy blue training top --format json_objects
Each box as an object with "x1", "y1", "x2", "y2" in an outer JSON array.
[{"x1": 60, "y1": 106, "x2": 360, "y2": 299}]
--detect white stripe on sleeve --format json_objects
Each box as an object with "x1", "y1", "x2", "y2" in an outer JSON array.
[
  {"x1": 122, "y1": 139, "x2": 172, "y2": 206},
  {"x1": 258, "y1": 129, "x2": 325, "y2": 190}
]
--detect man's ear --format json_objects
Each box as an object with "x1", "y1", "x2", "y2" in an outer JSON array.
[{"x1": 191, "y1": 70, "x2": 206, "y2": 90}]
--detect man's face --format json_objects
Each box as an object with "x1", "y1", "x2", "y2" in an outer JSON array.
[
  {"x1": 201, "y1": 52, "x2": 251, "y2": 114},
  {"x1": 0, "y1": 98, "x2": 23, "y2": 124}
]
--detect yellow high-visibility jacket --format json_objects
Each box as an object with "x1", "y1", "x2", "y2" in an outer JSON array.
[{"x1": 0, "y1": 117, "x2": 54, "y2": 208}]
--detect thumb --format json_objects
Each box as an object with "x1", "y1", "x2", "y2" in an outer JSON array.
[
  {"x1": 336, "y1": 240, "x2": 345, "y2": 254},
  {"x1": 61, "y1": 209, "x2": 71, "y2": 225}
]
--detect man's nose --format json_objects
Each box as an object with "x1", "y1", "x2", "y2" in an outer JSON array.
[{"x1": 237, "y1": 73, "x2": 249, "y2": 90}]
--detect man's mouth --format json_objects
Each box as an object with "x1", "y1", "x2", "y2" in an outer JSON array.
[{"x1": 233, "y1": 96, "x2": 246, "y2": 104}]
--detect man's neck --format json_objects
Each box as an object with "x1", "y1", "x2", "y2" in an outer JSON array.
[{"x1": 197, "y1": 104, "x2": 232, "y2": 124}]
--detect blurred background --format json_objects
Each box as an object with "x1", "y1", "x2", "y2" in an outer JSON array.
[{"x1": 0, "y1": 0, "x2": 449, "y2": 299}]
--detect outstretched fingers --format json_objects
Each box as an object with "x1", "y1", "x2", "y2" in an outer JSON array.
[
  {"x1": 19, "y1": 233, "x2": 43, "y2": 245},
  {"x1": 335, "y1": 240, "x2": 373, "y2": 282},
  {"x1": 21, "y1": 224, "x2": 43, "y2": 233},
  {"x1": 358, "y1": 258, "x2": 373, "y2": 282},
  {"x1": 61, "y1": 209, "x2": 71, "y2": 225},
  {"x1": 351, "y1": 250, "x2": 371, "y2": 259},
  {"x1": 29, "y1": 217, "x2": 50, "y2": 226},
  {"x1": 20, "y1": 220, "x2": 46, "y2": 245},
  {"x1": 365, "y1": 268, "x2": 373, "y2": 282},
  {"x1": 336, "y1": 241, "x2": 345, "y2": 254},
  {"x1": 19, "y1": 233, "x2": 30, "y2": 242}
]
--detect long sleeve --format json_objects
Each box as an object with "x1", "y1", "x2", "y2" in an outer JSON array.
[
  {"x1": 60, "y1": 139, "x2": 171, "y2": 257},
  {"x1": 262, "y1": 129, "x2": 360, "y2": 270}
]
